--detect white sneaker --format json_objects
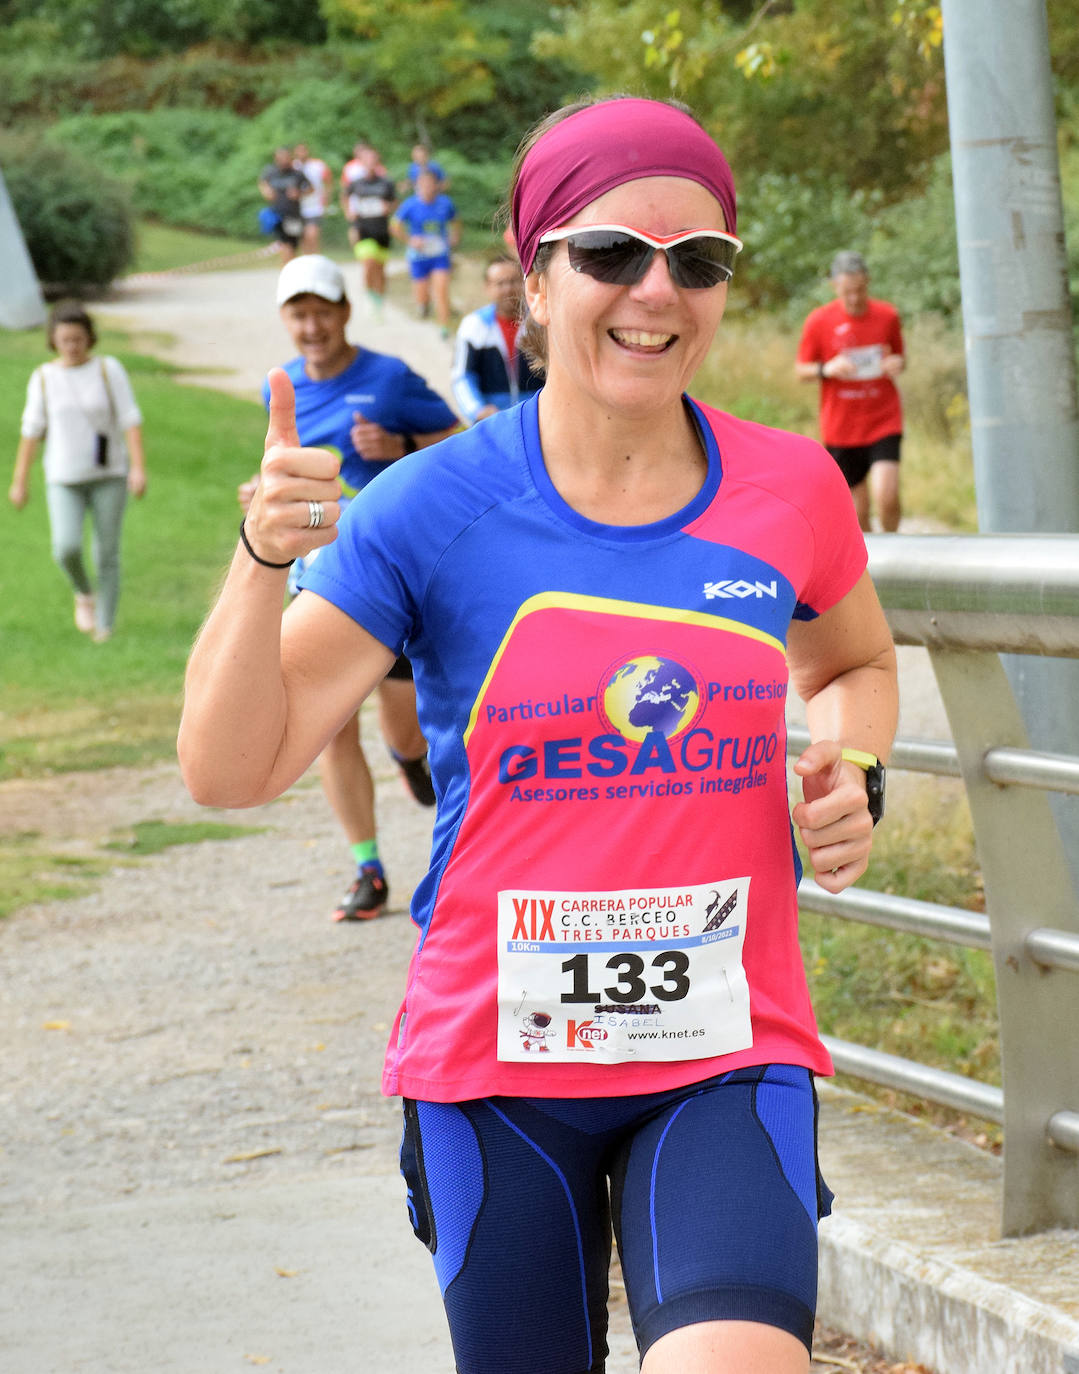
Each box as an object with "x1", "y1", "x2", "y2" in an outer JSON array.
[
  {"x1": 92, "y1": 627, "x2": 113, "y2": 644},
  {"x1": 74, "y1": 594, "x2": 96, "y2": 634}
]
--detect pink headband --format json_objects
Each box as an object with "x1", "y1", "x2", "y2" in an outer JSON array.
[{"x1": 511, "y1": 99, "x2": 737, "y2": 274}]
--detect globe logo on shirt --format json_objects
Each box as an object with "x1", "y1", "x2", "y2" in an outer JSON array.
[{"x1": 600, "y1": 655, "x2": 702, "y2": 743}]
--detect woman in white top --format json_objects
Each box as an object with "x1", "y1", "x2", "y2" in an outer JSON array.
[{"x1": 9, "y1": 302, "x2": 146, "y2": 642}]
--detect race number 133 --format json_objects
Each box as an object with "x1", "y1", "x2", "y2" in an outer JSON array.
[{"x1": 496, "y1": 879, "x2": 753, "y2": 1063}]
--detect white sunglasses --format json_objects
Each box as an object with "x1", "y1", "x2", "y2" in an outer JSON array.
[{"x1": 537, "y1": 223, "x2": 743, "y2": 288}]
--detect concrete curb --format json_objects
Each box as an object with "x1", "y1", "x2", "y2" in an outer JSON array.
[
  {"x1": 820, "y1": 1214, "x2": 1079, "y2": 1374},
  {"x1": 816, "y1": 1085, "x2": 1079, "y2": 1373}
]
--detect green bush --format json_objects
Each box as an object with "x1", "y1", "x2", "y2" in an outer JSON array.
[
  {"x1": 869, "y1": 155, "x2": 962, "y2": 320},
  {"x1": 0, "y1": 134, "x2": 134, "y2": 291},
  {"x1": 736, "y1": 153, "x2": 963, "y2": 326},
  {"x1": 736, "y1": 173, "x2": 885, "y2": 314},
  {"x1": 0, "y1": 48, "x2": 333, "y2": 126},
  {"x1": 436, "y1": 151, "x2": 513, "y2": 236},
  {"x1": 48, "y1": 108, "x2": 251, "y2": 231}
]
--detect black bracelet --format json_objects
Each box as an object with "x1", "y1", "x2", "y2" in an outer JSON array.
[
  {"x1": 818, "y1": 360, "x2": 826, "y2": 378},
  {"x1": 401, "y1": 433, "x2": 418, "y2": 455},
  {"x1": 238, "y1": 519, "x2": 293, "y2": 569}
]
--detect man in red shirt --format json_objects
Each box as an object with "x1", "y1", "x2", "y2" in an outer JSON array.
[{"x1": 796, "y1": 250, "x2": 905, "y2": 531}]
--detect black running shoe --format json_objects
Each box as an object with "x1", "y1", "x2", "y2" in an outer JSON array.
[
  {"x1": 395, "y1": 752, "x2": 436, "y2": 807},
  {"x1": 332, "y1": 866, "x2": 389, "y2": 922}
]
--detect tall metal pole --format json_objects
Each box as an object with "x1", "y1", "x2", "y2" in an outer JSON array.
[{"x1": 941, "y1": 0, "x2": 1079, "y2": 887}]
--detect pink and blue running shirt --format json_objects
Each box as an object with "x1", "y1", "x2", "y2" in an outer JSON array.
[{"x1": 299, "y1": 393, "x2": 867, "y2": 1103}]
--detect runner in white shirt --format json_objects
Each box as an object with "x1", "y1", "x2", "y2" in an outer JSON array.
[{"x1": 293, "y1": 143, "x2": 332, "y2": 254}]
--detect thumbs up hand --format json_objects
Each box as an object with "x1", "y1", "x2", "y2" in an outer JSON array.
[{"x1": 243, "y1": 368, "x2": 343, "y2": 566}]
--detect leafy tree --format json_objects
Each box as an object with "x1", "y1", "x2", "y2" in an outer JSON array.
[
  {"x1": 205, "y1": 0, "x2": 327, "y2": 46},
  {"x1": 533, "y1": 0, "x2": 949, "y2": 200},
  {"x1": 320, "y1": 0, "x2": 587, "y2": 159},
  {"x1": 432, "y1": 3, "x2": 590, "y2": 162},
  {"x1": 322, "y1": 0, "x2": 502, "y2": 123}
]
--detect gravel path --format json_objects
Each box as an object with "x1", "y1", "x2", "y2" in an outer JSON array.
[
  {"x1": 1, "y1": 260, "x2": 934, "y2": 1372},
  {"x1": 1, "y1": 755, "x2": 426, "y2": 1216},
  {"x1": 0, "y1": 756, "x2": 924, "y2": 1373}
]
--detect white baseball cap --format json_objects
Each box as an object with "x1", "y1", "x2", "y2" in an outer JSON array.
[{"x1": 275, "y1": 254, "x2": 347, "y2": 306}]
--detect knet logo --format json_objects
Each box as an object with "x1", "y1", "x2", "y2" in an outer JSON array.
[
  {"x1": 703, "y1": 579, "x2": 778, "y2": 601},
  {"x1": 567, "y1": 1019, "x2": 609, "y2": 1050}
]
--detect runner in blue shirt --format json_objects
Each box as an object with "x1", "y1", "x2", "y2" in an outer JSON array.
[
  {"x1": 391, "y1": 170, "x2": 459, "y2": 337},
  {"x1": 182, "y1": 98, "x2": 896, "y2": 1374}
]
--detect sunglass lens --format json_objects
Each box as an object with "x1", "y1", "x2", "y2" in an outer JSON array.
[
  {"x1": 667, "y1": 239, "x2": 738, "y2": 288},
  {"x1": 565, "y1": 231, "x2": 653, "y2": 286}
]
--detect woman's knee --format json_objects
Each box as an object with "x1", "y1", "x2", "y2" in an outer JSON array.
[
  {"x1": 51, "y1": 538, "x2": 84, "y2": 576},
  {"x1": 642, "y1": 1320, "x2": 809, "y2": 1374}
]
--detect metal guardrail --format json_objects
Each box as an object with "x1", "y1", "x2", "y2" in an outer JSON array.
[{"x1": 791, "y1": 533, "x2": 1079, "y2": 1237}]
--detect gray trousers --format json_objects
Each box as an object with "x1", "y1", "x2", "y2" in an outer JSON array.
[{"x1": 45, "y1": 477, "x2": 128, "y2": 633}]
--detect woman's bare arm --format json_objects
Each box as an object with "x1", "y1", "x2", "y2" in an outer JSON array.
[
  {"x1": 787, "y1": 571, "x2": 898, "y2": 890},
  {"x1": 177, "y1": 369, "x2": 394, "y2": 808}
]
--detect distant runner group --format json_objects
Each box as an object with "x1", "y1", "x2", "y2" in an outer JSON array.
[{"x1": 257, "y1": 138, "x2": 461, "y2": 338}]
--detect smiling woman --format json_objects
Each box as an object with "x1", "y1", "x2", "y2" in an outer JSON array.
[{"x1": 178, "y1": 94, "x2": 898, "y2": 1374}]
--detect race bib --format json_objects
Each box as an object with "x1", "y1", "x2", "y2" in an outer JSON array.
[
  {"x1": 414, "y1": 233, "x2": 446, "y2": 258},
  {"x1": 497, "y1": 879, "x2": 752, "y2": 1064},
  {"x1": 843, "y1": 344, "x2": 885, "y2": 379}
]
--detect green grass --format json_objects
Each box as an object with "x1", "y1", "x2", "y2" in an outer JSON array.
[
  {"x1": 0, "y1": 837, "x2": 110, "y2": 920},
  {"x1": 0, "y1": 819, "x2": 267, "y2": 918},
  {"x1": 132, "y1": 220, "x2": 267, "y2": 274},
  {"x1": 0, "y1": 323, "x2": 267, "y2": 781},
  {"x1": 103, "y1": 817, "x2": 265, "y2": 855}
]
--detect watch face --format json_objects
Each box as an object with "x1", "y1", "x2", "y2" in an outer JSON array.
[{"x1": 866, "y1": 762, "x2": 886, "y2": 825}]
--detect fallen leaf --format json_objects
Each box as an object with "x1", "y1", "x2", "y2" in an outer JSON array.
[
  {"x1": 223, "y1": 1148, "x2": 283, "y2": 1164},
  {"x1": 243, "y1": 1356, "x2": 271, "y2": 1366},
  {"x1": 43, "y1": 1020, "x2": 71, "y2": 1031},
  {"x1": 275, "y1": 1267, "x2": 299, "y2": 1278}
]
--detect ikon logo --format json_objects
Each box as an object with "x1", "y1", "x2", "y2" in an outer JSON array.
[
  {"x1": 703, "y1": 579, "x2": 778, "y2": 600},
  {"x1": 567, "y1": 1019, "x2": 609, "y2": 1049}
]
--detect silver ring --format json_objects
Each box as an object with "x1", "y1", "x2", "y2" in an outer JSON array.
[{"x1": 307, "y1": 500, "x2": 324, "y2": 530}]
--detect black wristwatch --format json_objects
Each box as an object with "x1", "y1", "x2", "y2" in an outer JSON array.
[{"x1": 841, "y1": 748, "x2": 886, "y2": 826}]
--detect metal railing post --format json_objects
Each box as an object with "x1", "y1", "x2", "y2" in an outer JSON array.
[{"x1": 928, "y1": 647, "x2": 1079, "y2": 1234}]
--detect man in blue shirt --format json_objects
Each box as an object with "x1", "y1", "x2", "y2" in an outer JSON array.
[{"x1": 240, "y1": 254, "x2": 459, "y2": 920}]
